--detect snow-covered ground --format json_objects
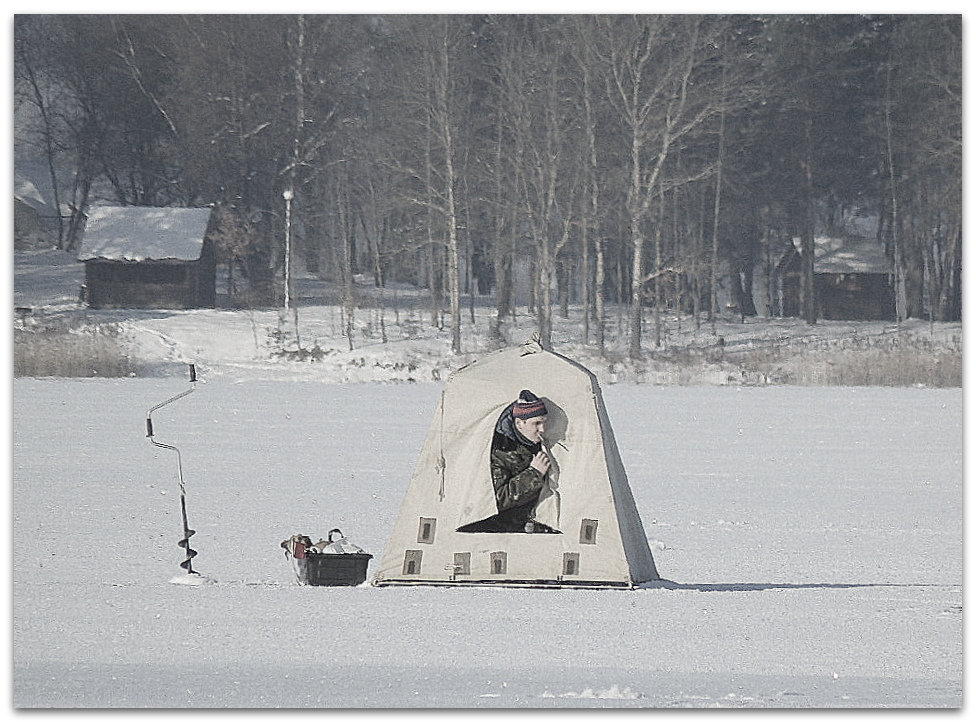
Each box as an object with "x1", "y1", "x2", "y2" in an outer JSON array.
[
  {"x1": 9, "y1": 248, "x2": 964, "y2": 708},
  {"x1": 11, "y1": 381, "x2": 963, "y2": 707}
]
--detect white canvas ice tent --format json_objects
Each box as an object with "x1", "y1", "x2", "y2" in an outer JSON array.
[{"x1": 372, "y1": 339, "x2": 659, "y2": 589}]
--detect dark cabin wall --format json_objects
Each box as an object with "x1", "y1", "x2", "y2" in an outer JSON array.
[
  {"x1": 84, "y1": 258, "x2": 214, "y2": 309},
  {"x1": 776, "y1": 249, "x2": 895, "y2": 321},
  {"x1": 816, "y1": 273, "x2": 896, "y2": 321}
]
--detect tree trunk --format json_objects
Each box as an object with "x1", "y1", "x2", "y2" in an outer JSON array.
[
  {"x1": 422, "y1": 86, "x2": 441, "y2": 329},
  {"x1": 284, "y1": 14, "x2": 306, "y2": 311},
  {"x1": 430, "y1": 23, "x2": 462, "y2": 353},
  {"x1": 595, "y1": 236, "x2": 606, "y2": 354},
  {"x1": 558, "y1": 259, "x2": 569, "y2": 320},
  {"x1": 444, "y1": 152, "x2": 462, "y2": 354},
  {"x1": 20, "y1": 60, "x2": 67, "y2": 248},
  {"x1": 581, "y1": 219, "x2": 591, "y2": 345},
  {"x1": 489, "y1": 120, "x2": 512, "y2": 342},
  {"x1": 538, "y1": 250, "x2": 553, "y2": 351},
  {"x1": 577, "y1": 20, "x2": 603, "y2": 352},
  {"x1": 710, "y1": 85, "x2": 725, "y2": 328},
  {"x1": 800, "y1": 115, "x2": 817, "y2": 325},
  {"x1": 884, "y1": 58, "x2": 905, "y2": 324},
  {"x1": 653, "y1": 188, "x2": 664, "y2": 348},
  {"x1": 337, "y1": 165, "x2": 355, "y2": 351},
  {"x1": 627, "y1": 130, "x2": 645, "y2": 360}
]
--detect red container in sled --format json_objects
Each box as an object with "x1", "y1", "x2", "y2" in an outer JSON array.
[{"x1": 281, "y1": 529, "x2": 372, "y2": 586}]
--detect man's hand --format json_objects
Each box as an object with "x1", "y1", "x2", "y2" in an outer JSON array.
[{"x1": 530, "y1": 451, "x2": 551, "y2": 475}]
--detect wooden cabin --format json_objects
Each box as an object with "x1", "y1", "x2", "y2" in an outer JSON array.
[
  {"x1": 778, "y1": 236, "x2": 895, "y2": 321},
  {"x1": 78, "y1": 206, "x2": 216, "y2": 310}
]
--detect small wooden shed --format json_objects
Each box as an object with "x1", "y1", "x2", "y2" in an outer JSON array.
[
  {"x1": 14, "y1": 177, "x2": 54, "y2": 249},
  {"x1": 78, "y1": 206, "x2": 216, "y2": 310},
  {"x1": 778, "y1": 236, "x2": 895, "y2": 321}
]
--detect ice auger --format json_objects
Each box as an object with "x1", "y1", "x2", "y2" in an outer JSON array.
[{"x1": 146, "y1": 364, "x2": 201, "y2": 577}]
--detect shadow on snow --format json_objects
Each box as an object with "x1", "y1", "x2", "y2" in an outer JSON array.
[{"x1": 644, "y1": 579, "x2": 960, "y2": 592}]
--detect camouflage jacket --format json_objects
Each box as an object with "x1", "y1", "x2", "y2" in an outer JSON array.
[{"x1": 490, "y1": 443, "x2": 546, "y2": 513}]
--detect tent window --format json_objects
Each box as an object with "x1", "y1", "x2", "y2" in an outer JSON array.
[
  {"x1": 580, "y1": 519, "x2": 599, "y2": 544},
  {"x1": 453, "y1": 552, "x2": 471, "y2": 576},
  {"x1": 403, "y1": 550, "x2": 423, "y2": 575},
  {"x1": 563, "y1": 552, "x2": 580, "y2": 576},
  {"x1": 417, "y1": 517, "x2": 436, "y2": 544},
  {"x1": 490, "y1": 551, "x2": 507, "y2": 575}
]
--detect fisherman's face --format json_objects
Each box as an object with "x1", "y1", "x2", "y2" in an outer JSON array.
[{"x1": 515, "y1": 415, "x2": 547, "y2": 443}]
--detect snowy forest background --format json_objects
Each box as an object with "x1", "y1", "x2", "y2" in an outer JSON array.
[{"x1": 13, "y1": 14, "x2": 962, "y2": 361}]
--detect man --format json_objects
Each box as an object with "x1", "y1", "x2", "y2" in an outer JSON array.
[{"x1": 457, "y1": 390, "x2": 560, "y2": 533}]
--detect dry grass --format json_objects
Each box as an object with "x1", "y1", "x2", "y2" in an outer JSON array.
[
  {"x1": 689, "y1": 335, "x2": 961, "y2": 387},
  {"x1": 14, "y1": 319, "x2": 139, "y2": 378}
]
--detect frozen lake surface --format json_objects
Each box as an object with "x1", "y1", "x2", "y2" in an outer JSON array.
[{"x1": 11, "y1": 380, "x2": 962, "y2": 708}]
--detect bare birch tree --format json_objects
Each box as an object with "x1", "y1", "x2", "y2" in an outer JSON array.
[
  {"x1": 505, "y1": 21, "x2": 581, "y2": 351},
  {"x1": 393, "y1": 17, "x2": 468, "y2": 352},
  {"x1": 595, "y1": 15, "x2": 725, "y2": 358}
]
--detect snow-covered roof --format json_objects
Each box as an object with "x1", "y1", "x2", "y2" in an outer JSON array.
[
  {"x1": 14, "y1": 177, "x2": 49, "y2": 212},
  {"x1": 14, "y1": 166, "x2": 77, "y2": 216},
  {"x1": 788, "y1": 236, "x2": 892, "y2": 275},
  {"x1": 78, "y1": 206, "x2": 213, "y2": 262}
]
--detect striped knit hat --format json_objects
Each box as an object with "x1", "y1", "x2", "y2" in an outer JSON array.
[{"x1": 512, "y1": 390, "x2": 548, "y2": 420}]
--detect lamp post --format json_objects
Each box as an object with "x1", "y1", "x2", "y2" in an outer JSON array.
[{"x1": 282, "y1": 188, "x2": 294, "y2": 309}]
